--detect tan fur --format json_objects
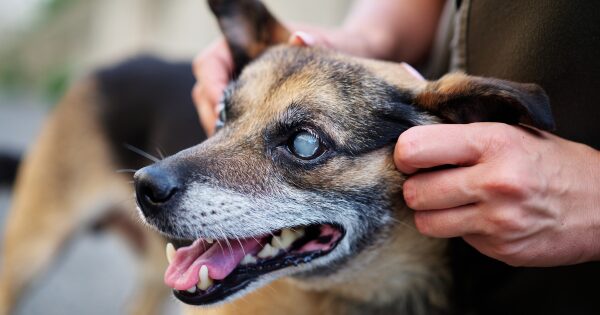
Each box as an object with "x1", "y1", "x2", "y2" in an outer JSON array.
[
  {"x1": 1, "y1": 2, "x2": 552, "y2": 314},
  {"x1": 179, "y1": 156, "x2": 448, "y2": 315},
  {"x1": 0, "y1": 80, "x2": 169, "y2": 315}
]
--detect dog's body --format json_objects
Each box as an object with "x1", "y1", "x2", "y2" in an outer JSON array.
[
  {"x1": 2, "y1": 1, "x2": 600, "y2": 315},
  {"x1": 0, "y1": 57, "x2": 206, "y2": 315}
]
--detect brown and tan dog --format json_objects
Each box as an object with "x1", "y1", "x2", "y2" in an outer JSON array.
[
  {"x1": 134, "y1": 1, "x2": 555, "y2": 315},
  {"x1": 8, "y1": 1, "x2": 600, "y2": 315}
]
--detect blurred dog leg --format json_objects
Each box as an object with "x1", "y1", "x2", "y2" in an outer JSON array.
[
  {"x1": 128, "y1": 230, "x2": 170, "y2": 315},
  {"x1": 94, "y1": 210, "x2": 170, "y2": 315}
]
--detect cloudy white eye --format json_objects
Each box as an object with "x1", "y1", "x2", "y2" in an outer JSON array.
[
  {"x1": 215, "y1": 101, "x2": 226, "y2": 130},
  {"x1": 288, "y1": 131, "x2": 325, "y2": 160}
]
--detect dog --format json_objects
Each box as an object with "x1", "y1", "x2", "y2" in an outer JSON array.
[
  {"x1": 0, "y1": 56, "x2": 206, "y2": 315},
  {"x1": 3, "y1": 0, "x2": 600, "y2": 314}
]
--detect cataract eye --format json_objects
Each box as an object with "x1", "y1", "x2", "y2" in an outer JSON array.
[
  {"x1": 215, "y1": 101, "x2": 226, "y2": 130},
  {"x1": 219, "y1": 106, "x2": 226, "y2": 123},
  {"x1": 289, "y1": 131, "x2": 324, "y2": 159}
]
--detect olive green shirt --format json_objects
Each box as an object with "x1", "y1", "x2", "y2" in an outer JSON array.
[{"x1": 458, "y1": 0, "x2": 600, "y2": 148}]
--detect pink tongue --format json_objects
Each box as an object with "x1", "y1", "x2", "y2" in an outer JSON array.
[{"x1": 164, "y1": 238, "x2": 263, "y2": 290}]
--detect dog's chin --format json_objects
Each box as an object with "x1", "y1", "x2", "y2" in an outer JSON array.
[{"x1": 161, "y1": 223, "x2": 347, "y2": 306}]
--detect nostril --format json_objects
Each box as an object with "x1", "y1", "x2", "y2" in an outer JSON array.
[
  {"x1": 134, "y1": 166, "x2": 180, "y2": 215},
  {"x1": 140, "y1": 181, "x2": 177, "y2": 204}
]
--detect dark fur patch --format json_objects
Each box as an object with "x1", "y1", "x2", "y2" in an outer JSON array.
[
  {"x1": 0, "y1": 151, "x2": 20, "y2": 185},
  {"x1": 208, "y1": 0, "x2": 290, "y2": 76},
  {"x1": 415, "y1": 74, "x2": 555, "y2": 130},
  {"x1": 95, "y1": 56, "x2": 206, "y2": 170}
]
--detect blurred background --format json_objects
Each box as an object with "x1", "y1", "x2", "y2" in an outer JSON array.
[{"x1": 0, "y1": 0, "x2": 351, "y2": 314}]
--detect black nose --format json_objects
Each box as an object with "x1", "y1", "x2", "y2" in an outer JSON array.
[{"x1": 134, "y1": 165, "x2": 179, "y2": 217}]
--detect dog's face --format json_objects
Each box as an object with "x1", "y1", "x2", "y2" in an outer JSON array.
[{"x1": 133, "y1": 0, "x2": 554, "y2": 307}]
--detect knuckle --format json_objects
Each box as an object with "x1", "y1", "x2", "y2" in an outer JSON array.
[
  {"x1": 486, "y1": 208, "x2": 526, "y2": 233},
  {"x1": 490, "y1": 243, "x2": 514, "y2": 259},
  {"x1": 480, "y1": 123, "x2": 517, "y2": 153},
  {"x1": 482, "y1": 167, "x2": 530, "y2": 198},
  {"x1": 488, "y1": 242, "x2": 524, "y2": 265}
]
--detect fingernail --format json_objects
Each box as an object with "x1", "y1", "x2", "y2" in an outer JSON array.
[
  {"x1": 401, "y1": 62, "x2": 425, "y2": 81},
  {"x1": 288, "y1": 31, "x2": 316, "y2": 47}
]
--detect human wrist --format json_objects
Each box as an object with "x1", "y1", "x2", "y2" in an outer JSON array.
[
  {"x1": 560, "y1": 140, "x2": 600, "y2": 263},
  {"x1": 585, "y1": 148, "x2": 600, "y2": 261}
]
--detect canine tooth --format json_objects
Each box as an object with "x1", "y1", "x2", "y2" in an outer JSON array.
[
  {"x1": 271, "y1": 236, "x2": 283, "y2": 249},
  {"x1": 272, "y1": 229, "x2": 296, "y2": 249},
  {"x1": 166, "y1": 243, "x2": 176, "y2": 264},
  {"x1": 241, "y1": 254, "x2": 257, "y2": 265},
  {"x1": 257, "y1": 243, "x2": 278, "y2": 258},
  {"x1": 197, "y1": 265, "x2": 213, "y2": 291},
  {"x1": 186, "y1": 286, "x2": 197, "y2": 294},
  {"x1": 293, "y1": 228, "x2": 305, "y2": 238},
  {"x1": 281, "y1": 229, "x2": 298, "y2": 248},
  {"x1": 205, "y1": 238, "x2": 214, "y2": 244}
]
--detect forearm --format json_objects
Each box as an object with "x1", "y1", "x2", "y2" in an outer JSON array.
[{"x1": 341, "y1": 0, "x2": 445, "y2": 63}]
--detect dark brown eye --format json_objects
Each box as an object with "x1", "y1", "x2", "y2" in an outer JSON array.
[{"x1": 288, "y1": 131, "x2": 325, "y2": 160}]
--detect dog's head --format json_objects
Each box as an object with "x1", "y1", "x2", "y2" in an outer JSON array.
[{"x1": 134, "y1": 0, "x2": 554, "y2": 307}]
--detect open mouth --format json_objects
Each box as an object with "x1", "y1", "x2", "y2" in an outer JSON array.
[{"x1": 164, "y1": 224, "x2": 345, "y2": 305}]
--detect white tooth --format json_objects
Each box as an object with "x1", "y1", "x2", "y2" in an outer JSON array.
[
  {"x1": 280, "y1": 228, "x2": 298, "y2": 248},
  {"x1": 241, "y1": 254, "x2": 257, "y2": 265},
  {"x1": 197, "y1": 265, "x2": 213, "y2": 291},
  {"x1": 205, "y1": 238, "x2": 214, "y2": 244},
  {"x1": 186, "y1": 286, "x2": 197, "y2": 294},
  {"x1": 271, "y1": 236, "x2": 283, "y2": 249},
  {"x1": 166, "y1": 243, "x2": 176, "y2": 264},
  {"x1": 257, "y1": 243, "x2": 278, "y2": 258},
  {"x1": 293, "y1": 228, "x2": 305, "y2": 238}
]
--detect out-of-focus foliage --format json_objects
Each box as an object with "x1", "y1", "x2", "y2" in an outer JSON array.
[
  {"x1": 0, "y1": 0, "x2": 79, "y2": 102},
  {"x1": 44, "y1": 0, "x2": 78, "y2": 18}
]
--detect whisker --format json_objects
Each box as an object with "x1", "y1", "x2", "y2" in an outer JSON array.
[
  {"x1": 116, "y1": 169, "x2": 138, "y2": 173},
  {"x1": 217, "y1": 226, "x2": 234, "y2": 258},
  {"x1": 123, "y1": 143, "x2": 160, "y2": 163},
  {"x1": 234, "y1": 236, "x2": 246, "y2": 257},
  {"x1": 156, "y1": 147, "x2": 166, "y2": 160},
  {"x1": 249, "y1": 234, "x2": 262, "y2": 247},
  {"x1": 215, "y1": 237, "x2": 225, "y2": 254}
]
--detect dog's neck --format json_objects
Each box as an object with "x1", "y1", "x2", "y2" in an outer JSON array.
[
  {"x1": 316, "y1": 219, "x2": 450, "y2": 315},
  {"x1": 189, "y1": 213, "x2": 449, "y2": 315}
]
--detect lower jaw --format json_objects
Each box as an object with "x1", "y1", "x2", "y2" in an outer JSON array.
[{"x1": 171, "y1": 224, "x2": 345, "y2": 305}]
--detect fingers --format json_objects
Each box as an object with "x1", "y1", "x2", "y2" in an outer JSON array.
[
  {"x1": 414, "y1": 204, "x2": 485, "y2": 238},
  {"x1": 192, "y1": 39, "x2": 234, "y2": 136},
  {"x1": 403, "y1": 166, "x2": 480, "y2": 210},
  {"x1": 394, "y1": 124, "x2": 488, "y2": 174}
]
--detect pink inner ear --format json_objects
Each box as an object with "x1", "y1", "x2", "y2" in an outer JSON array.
[{"x1": 401, "y1": 62, "x2": 425, "y2": 81}]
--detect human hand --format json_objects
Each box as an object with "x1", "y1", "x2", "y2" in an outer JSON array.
[
  {"x1": 192, "y1": 39, "x2": 233, "y2": 136},
  {"x1": 394, "y1": 122, "x2": 600, "y2": 267},
  {"x1": 192, "y1": 25, "x2": 395, "y2": 136}
]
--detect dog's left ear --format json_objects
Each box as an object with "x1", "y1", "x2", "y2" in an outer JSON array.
[
  {"x1": 208, "y1": 0, "x2": 290, "y2": 76},
  {"x1": 413, "y1": 73, "x2": 555, "y2": 130}
]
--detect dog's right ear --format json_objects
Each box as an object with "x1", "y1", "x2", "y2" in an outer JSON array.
[
  {"x1": 208, "y1": 0, "x2": 290, "y2": 76},
  {"x1": 413, "y1": 73, "x2": 555, "y2": 131}
]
